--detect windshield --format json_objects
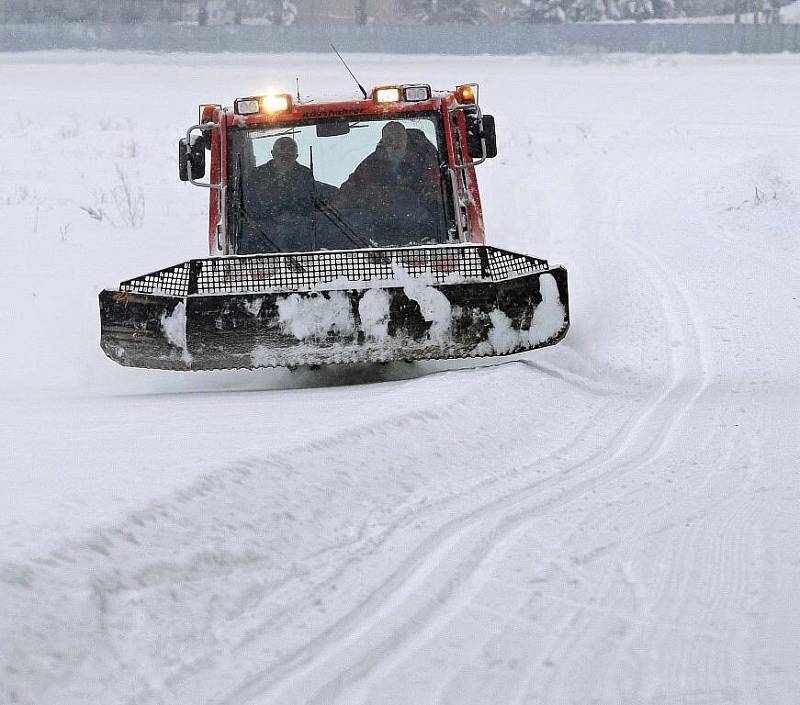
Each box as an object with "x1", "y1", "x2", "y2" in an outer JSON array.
[{"x1": 227, "y1": 114, "x2": 452, "y2": 254}]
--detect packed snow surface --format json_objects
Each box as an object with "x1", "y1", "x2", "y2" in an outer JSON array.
[{"x1": 2, "y1": 52, "x2": 800, "y2": 705}]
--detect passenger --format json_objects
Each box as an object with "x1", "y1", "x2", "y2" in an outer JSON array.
[
  {"x1": 337, "y1": 121, "x2": 441, "y2": 219},
  {"x1": 248, "y1": 136, "x2": 315, "y2": 220}
]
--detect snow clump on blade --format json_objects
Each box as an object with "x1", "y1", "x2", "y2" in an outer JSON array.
[
  {"x1": 392, "y1": 264, "x2": 453, "y2": 343},
  {"x1": 358, "y1": 289, "x2": 392, "y2": 341},
  {"x1": 487, "y1": 309, "x2": 522, "y2": 355},
  {"x1": 528, "y1": 273, "x2": 567, "y2": 346},
  {"x1": 160, "y1": 301, "x2": 192, "y2": 365},
  {"x1": 277, "y1": 291, "x2": 355, "y2": 341}
]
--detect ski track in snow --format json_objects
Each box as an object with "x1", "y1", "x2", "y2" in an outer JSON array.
[{"x1": 2, "y1": 53, "x2": 800, "y2": 705}]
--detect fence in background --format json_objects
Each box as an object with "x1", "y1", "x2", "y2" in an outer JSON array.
[{"x1": 1, "y1": 21, "x2": 799, "y2": 53}]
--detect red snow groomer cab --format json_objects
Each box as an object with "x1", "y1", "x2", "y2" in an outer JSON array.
[{"x1": 99, "y1": 83, "x2": 569, "y2": 370}]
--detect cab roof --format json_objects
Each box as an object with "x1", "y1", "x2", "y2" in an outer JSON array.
[{"x1": 201, "y1": 84, "x2": 477, "y2": 128}]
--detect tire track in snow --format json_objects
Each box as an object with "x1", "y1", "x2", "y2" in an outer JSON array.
[
  {"x1": 492, "y1": 160, "x2": 717, "y2": 704},
  {"x1": 444, "y1": 147, "x2": 727, "y2": 704},
  {"x1": 2, "y1": 363, "x2": 616, "y2": 705},
  {"x1": 211, "y1": 389, "x2": 615, "y2": 665},
  {"x1": 523, "y1": 148, "x2": 785, "y2": 703},
  {"x1": 304, "y1": 378, "x2": 704, "y2": 705},
  {"x1": 632, "y1": 401, "x2": 774, "y2": 703},
  {"x1": 240, "y1": 224, "x2": 714, "y2": 704},
  {"x1": 214, "y1": 391, "x2": 641, "y2": 705}
]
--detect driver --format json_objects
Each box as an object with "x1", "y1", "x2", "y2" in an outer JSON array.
[
  {"x1": 336, "y1": 121, "x2": 441, "y2": 219},
  {"x1": 248, "y1": 136, "x2": 315, "y2": 220}
]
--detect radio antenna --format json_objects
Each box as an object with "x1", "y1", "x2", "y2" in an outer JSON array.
[{"x1": 330, "y1": 44, "x2": 367, "y2": 99}]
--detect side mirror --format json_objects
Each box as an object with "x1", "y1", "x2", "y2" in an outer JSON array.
[
  {"x1": 482, "y1": 115, "x2": 497, "y2": 158},
  {"x1": 316, "y1": 121, "x2": 351, "y2": 137},
  {"x1": 178, "y1": 134, "x2": 206, "y2": 182},
  {"x1": 466, "y1": 113, "x2": 497, "y2": 160}
]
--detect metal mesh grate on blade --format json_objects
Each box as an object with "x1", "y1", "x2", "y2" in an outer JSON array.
[
  {"x1": 119, "y1": 261, "x2": 192, "y2": 296},
  {"x1": 119, "y1": 245, "x2": 548, "y2": 296}
]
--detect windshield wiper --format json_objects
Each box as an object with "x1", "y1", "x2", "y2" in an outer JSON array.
[
  {"x1": 307, "y1": 145, "x2": 372, "y2": 251},
  {"x1": 250, "y1": 128, "x2": 298, "y2": 142},
  {"x1": 312, "y1": 195, "x2": 374, "y2": 250}
]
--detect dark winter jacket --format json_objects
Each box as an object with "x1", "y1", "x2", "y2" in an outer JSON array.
[
  {"x1": 246, "y1": 160, "x2": 315, "y2": 219},
  {"x1": 336, "y1": 130, "x2": 441, "y2": 216}
]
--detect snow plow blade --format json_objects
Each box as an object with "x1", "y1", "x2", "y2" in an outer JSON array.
[{"x1": 99, "y1": 245, "x2": 569, "y2": 371}]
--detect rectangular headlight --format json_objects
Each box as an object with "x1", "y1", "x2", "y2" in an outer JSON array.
[
  {"x1": 404, "y1": 85, "x2": 431, "y2": 102},
  {"x1": 375, "y1": 87, "x2": 401, "y2": 103}
]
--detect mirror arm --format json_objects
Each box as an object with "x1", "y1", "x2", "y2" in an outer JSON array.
[
  {"x1": 449, "y1": 104, "x2": 487, "y2": 171},
  {"x1": 185, "y1": 124, "x2": 220, "y2": 190},
  {"x1": 184, "y1": 123, "x2": 225, "y2": 253}
]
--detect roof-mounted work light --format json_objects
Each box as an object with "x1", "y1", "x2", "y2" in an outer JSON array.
[
  {"x1": 374, "y1": 86, "x2": 402, "y2": 104},
  {"x1": 261, "y1": 94, "x2": 291, "y2": 113},
  {"x1": 403, "y1": 85, "x2": 431, "y2": 102},
  {"x1": 234, "y1": 94, "x2": 292, "y2": 116}
]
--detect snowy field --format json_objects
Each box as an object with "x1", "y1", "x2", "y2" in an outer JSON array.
[{"x1": 2, "y1": 51, "x2": 800, "y2": 705}]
